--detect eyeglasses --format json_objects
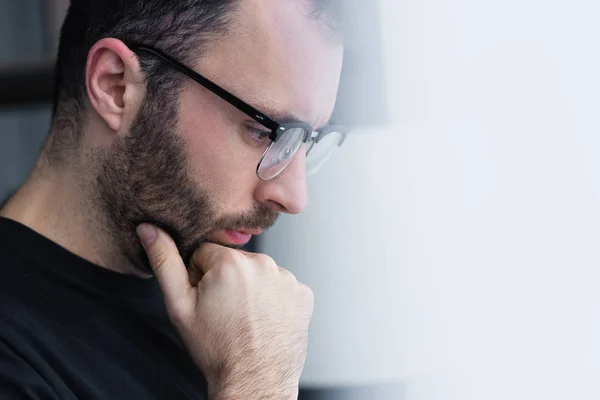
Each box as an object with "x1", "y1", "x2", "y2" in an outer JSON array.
[{"x1": 129, "y1": 44, "x2": 348, "y2": 180}]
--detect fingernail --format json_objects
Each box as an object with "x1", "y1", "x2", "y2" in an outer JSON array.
[{"x1": 136, "y1": 224, "x2": 158, "y2": 247}]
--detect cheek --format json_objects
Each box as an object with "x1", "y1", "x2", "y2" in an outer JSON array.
[{"x1": 177, "y1": 89, "x2": 261, "y2": 211}]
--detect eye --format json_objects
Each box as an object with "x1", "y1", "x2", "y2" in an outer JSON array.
[{"x1": 246, "y1": 126, "x2": 272, "y2": 147}]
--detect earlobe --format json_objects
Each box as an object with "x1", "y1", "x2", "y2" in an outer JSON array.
[{"x1": 86, "y1": 38, "x2": 142, "y2": 134}]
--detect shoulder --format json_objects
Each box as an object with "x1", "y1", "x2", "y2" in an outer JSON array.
[
  {"x1": 0, "y1": 278, "x2": 61, "y2": 399},
  {"x1": 0, "y1": 330, "x2": 59, "y2": 400}
]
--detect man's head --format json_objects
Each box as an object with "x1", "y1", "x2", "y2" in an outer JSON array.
[{"x1": 48, "y1": 0, "x2": 344, "y2": 270}]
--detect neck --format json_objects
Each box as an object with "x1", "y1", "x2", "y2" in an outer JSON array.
[{"x1": 0, "y1": 151, "x2": 151, "y2": 278}]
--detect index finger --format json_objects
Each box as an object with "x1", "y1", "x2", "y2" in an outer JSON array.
[
  {"x1": 190, "y1": 242, "x2": 249, "y2": 277},
  {"x1": 136, "y1": 224, "x2": 194, "y2": 313}
]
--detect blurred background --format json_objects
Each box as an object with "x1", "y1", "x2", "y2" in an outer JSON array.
[
  {"x1": 0, "y1": 0, "x2": 65, "y2": 201},
  {"x1": 2, "y1": 1, "x2": 600, "y2": 400}
]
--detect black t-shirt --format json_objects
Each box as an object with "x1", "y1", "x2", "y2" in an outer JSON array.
[{"x1": 0, "y1": 217, "x2": 207, "y2": 399}]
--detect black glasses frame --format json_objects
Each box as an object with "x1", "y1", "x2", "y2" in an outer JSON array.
[
  {"x1": 130, "y1": 44, "x2": 315, "y2": 141},
  {"x1": 129, "y1": 44, "x2": 348, "y2": 179}
]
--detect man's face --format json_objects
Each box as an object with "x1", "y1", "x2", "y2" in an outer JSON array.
[{"x1": 98, "y1": 0, "x2": 344, "y2": 269}]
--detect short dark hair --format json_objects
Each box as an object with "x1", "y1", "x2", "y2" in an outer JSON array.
[
  {"x1": 50, "y1": 0, "x2": 238, "y2": 159},
  {"x1": 49, "y1": 0, "x2": 343, "y2": 160}
]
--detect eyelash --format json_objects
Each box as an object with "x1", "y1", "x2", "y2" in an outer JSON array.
[{"x1": 245, "y1": 126, "x2": 272, "y2": 147}]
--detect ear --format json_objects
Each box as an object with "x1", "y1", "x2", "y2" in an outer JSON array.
[{"x1": 85, "y1": 38, "x2": 145, "y2": 134}]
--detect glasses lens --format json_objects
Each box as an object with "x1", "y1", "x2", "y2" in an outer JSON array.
[
  {"x1": 257, "y1": 127, "x2": 307, "y2": 180},
  {"x1": 306, "y1": 131, "x2": 343, "y2": 176}
]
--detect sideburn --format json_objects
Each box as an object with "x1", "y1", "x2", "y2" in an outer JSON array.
[{"x1": 97, "y1": 83, "x2": 216, "y2": 272}]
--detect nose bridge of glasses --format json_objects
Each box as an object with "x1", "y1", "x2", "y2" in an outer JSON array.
[{"x1": 302, "y1": 130, "x2": 316, "y2": 154}]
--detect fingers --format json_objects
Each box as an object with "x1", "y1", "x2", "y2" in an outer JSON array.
[
  {"x1": 136, "y1": 224, "x2": 194, "y2": 317},
  {"x1": 190, "y1": 243, "x2": 303, "y2": 295},
  {"x1": 191, "y1": 242, "x2": 247, "y2": 276}
]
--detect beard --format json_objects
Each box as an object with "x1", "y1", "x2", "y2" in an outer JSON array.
[{"x1": 96, "y1": 88, "x2": 278, "y2": 273}]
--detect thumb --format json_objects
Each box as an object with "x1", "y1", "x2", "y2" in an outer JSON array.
[{"x1": 136, "y1": 224, "x2": 194, "y2": 316}]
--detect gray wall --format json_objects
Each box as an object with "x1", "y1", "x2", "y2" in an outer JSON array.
[
  {"x1": 0, "y1": 108, "x2": 50, "y2": 202},
  {"x1": 0, "y1": 0, "x2": 51, "y2": 202},
  {"x1": 0, "y1": 1, "x2": 400, "y2": 398}
]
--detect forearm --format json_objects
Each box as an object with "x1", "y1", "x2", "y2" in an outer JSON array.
[
  {"x1": 211, "y1": 386, "x2": 298, "y2": 400},
  {"x1": 208, "y1": 374, "x2": 298, "y2": 400}
]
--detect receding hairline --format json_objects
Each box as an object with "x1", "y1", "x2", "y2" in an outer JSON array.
[{"x1": 49, "y1": 0, "x2": 343, "y2": 147}]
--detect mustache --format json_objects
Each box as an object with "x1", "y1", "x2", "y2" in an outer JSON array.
[
  {"x1": 170, "y1": 204, "x2": 279, "y2": 267},
  {"x1": 177, "y1": 204, "x2": 277, "y2": 263},
  {"x1": 212, "y1": 203, "x2": 279, "y2": 232}
]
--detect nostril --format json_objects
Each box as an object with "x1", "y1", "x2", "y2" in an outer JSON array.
[{"x1": 267, "y1": 200, "x2": 286, "y2": 213}]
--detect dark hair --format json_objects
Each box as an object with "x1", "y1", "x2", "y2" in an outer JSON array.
[{"x1": 49, "y1": 0, "x2": 343, "y2": 159}]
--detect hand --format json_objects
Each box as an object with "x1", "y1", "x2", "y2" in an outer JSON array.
[{"x1": 136, "y1": 224, "x2": 314, "y2": 400}]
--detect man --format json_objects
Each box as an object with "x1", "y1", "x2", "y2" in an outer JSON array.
[{"x1": 0, "y1": 0, "x2": 346, "y2": 399}]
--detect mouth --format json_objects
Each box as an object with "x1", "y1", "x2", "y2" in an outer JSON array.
[{"x1": 209, "y1": 229, "x2": 264, "y2": 246}]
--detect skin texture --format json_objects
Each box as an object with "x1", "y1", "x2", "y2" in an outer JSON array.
[
  {"x1": 1, "y1": 1, "x2": 342, "y2": 398},
  {"x1": 0, "y1": 0, "x2": 343, "y2": 278},
  {"x1": 139, "y1": 227, "x2": 316, "y2": 399}
]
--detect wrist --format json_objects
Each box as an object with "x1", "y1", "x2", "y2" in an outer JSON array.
[{"x1": 208, "y1": 376, "x2": 298, "y2": 400}]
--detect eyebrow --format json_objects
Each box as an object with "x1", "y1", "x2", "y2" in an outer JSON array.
[
  {"x1": 247, "y1": 103, "x2": 331, "y2": 131},
  {"x1": 251, "y1": 104, "x2": 305, "y2": 125}
]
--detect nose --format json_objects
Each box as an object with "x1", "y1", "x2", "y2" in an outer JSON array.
[{"x1": 254, "y1": 151, "x2": 308, "y2": 215}]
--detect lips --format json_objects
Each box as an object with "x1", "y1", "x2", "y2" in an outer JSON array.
[{"x1": 209, "y1": 229, "x2": 263, "y2": 246}]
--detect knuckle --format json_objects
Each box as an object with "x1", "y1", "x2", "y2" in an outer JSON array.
[
  {"x1": 253, "y1": 253, "x2": 278, "y2": 270},
  {"x1": 195, "y1": 246, "x2": 250, "y2": 279},
  {"x1": 212, "y1": 261, "x2": 238, "y2": 279},
  {"x1": 299, "y1": 282, "x2": 314, "y2": 302},
  {"x1": 193, "y1": 243, "x2": 223, "y2": 265},
  {"x1": 219, "y1": 249, "x2": 246, "y2": 266},
  {"x1": 279, "y1": 267, "x2": 298, "y2": 283},
  {"x1": 210, "y1": 251, "x2": 247, "y2": 279}
]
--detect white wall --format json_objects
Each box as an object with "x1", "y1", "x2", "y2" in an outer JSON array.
[{"x1": 261, "y1": 0, "x2": 600, "y2": 399}]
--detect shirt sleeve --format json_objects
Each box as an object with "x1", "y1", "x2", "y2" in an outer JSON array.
[{"x1": 0, "y1": 337, "x2": 59, "y2": 400}]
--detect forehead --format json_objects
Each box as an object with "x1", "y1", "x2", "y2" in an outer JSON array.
[{"x1": 192, "y1": 0, "x2": 344, "y2": 127}]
